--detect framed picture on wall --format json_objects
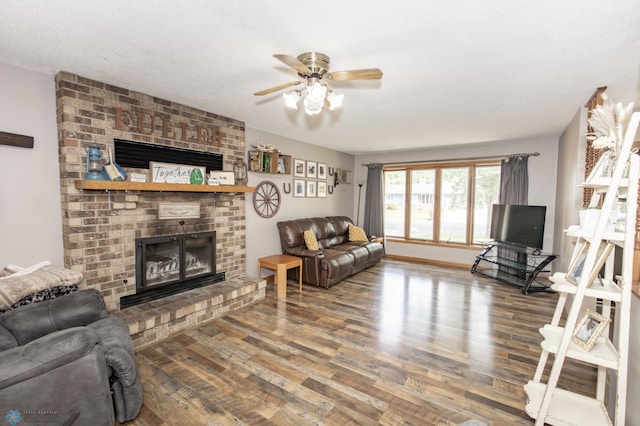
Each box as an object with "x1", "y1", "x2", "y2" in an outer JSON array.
[
  {"x1": 317, "y1": 181, "x2": 327, "y2": 197},
  {"x1": 294, "y1": 179, "x2": 305, "y2": 197},
  {"x1": 306, "y1": 180, "x2": 317, "y2": 197},
  {"x1": 318, "y1": 163, "x2": 327, "y2": 180},
  {"x1": 294, "y1": 159, "x2": 306, "y2": 178},
  {"x1": 306, "y1": 161, "x2": 317, "y2": 179}
]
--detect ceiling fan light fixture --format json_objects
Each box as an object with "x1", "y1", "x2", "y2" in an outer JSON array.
[
  {"x1": 256, "y1": 52, "x2": 382, "y2": 116},
  {"x1": 283, "y1": 90, "x2": 300, "y2": 109},
  {"x1": 303, "y1": 81, "x2": 327, "y2": 115},
  {"x1": 327, "y1": 91, "x2": 344, "y2": 110},
  {"x1": 303, "y1": 96, "x2": 323, "y2": 115},
  {"x1": 254, "y1": 52, "x2": 382, "y2": 115}
]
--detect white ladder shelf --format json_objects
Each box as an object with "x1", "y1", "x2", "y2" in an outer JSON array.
[{"x1": 524, "y1": 111, "x2": 640, "y2": 426}]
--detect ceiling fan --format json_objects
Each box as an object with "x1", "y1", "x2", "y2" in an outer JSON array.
[{"x1": 254, "y1": 52, "x2": 383, "y2": 115}]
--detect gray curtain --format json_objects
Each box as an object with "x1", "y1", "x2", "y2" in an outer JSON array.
[
  {"x1": 499, "y1": 155, "x2": 529, "y2": 205},
  {"x1": 363, "y1": 163, "x2": 384, "y2": 237}
]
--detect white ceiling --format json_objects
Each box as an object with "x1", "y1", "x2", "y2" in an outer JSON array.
[{"x1": 1, "y1": 1, "x2": 639, "y2": 155}]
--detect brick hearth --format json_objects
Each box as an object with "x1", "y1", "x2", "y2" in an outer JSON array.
[{"x1": 117, "y1": 277, "x2": 266, "y2": 348}]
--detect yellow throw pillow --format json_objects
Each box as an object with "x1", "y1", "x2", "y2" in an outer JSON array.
[
  {"x1": 303, "y1": 229, "x2": 319, "y2": 250},
  {"x1": 349, "y1": 224, "x2": 369, "y2": 242}
]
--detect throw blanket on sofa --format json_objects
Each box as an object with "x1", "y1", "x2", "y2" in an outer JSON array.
[{"x1": 0, "y1": 262, "x2": 83, "y2": 310}]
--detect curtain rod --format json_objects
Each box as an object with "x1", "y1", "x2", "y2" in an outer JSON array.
[{"x1": 362, "y1": 151, "x2": 539, "y2": 167}]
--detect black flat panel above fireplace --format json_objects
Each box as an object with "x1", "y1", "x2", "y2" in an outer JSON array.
[{"x1": 114, "y1": 139, "x2": 223, "y2": 172}]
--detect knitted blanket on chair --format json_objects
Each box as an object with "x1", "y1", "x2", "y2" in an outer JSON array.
[{"x1": 0, "y1": 262, "x2": 83, "y2": 311}]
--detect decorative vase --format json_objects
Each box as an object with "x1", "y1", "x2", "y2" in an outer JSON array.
[{"x1": 234, "y1": 159, "x2": 248, "y2": 185}]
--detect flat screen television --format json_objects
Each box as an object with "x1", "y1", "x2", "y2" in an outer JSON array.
[{"x1": 490, "y1": 204, "x2": 546, "y2": 250}]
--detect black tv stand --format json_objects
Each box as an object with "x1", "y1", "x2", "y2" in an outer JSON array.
[{"x1": 470, "y1": 241, "x2": 557, "y2": 294}]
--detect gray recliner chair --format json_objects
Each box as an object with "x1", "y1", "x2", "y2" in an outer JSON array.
[{"x1": 0, "y1": 289, "x2": 143, "y2": 425}]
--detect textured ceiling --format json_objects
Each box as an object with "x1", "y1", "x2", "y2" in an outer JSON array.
[{"x1": 1, "y1": 1, "x2": 639, "y2": 154}]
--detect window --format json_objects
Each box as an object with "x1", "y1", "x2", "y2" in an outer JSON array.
[
  {"x1": 383, "y1": 162, "x2": 500, "y2": 246},
  {"x1": 473, "y1": 165, "x2": 501, "y2": 243},
  {"x1": 439, "y1": 167, "x2": 469, "y2": 243},
  {"x1": 384, "y1": 170, "x2": 406, "y2": 237},
  {"x1": 410, "y1": 169, "x2": 435, "y2": 239}
]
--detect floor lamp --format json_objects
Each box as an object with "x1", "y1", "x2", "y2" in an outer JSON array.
[{"x1": 356, "y1": 182, "x2": 364, "y2": 226}]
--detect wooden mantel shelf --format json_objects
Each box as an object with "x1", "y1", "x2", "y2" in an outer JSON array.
[{"x1": 75, "y1": 180, "x2": 254, "y2": 193}]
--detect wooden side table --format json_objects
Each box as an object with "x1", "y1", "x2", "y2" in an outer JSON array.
[{"x1": 257, "y1": 254, "x2": 302, "y2": 299}]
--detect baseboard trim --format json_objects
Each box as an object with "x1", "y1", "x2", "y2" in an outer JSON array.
[{"x1": 384, "y1": 254, "x2": 470, "y2": 269}]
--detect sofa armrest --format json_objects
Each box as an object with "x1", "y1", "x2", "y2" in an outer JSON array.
[
  {"x1": 0, "y1": 289, "x2": 108, "y2": 345},
  {"x1": 0, "y1": 327, "x2": 98, "y2": 389},
  {"x1": 88, "y1": 316, "x2": 143, "y2": 422},
  {"x1": 285, "y1": 247, "x2": 325, "y2": 259},
  {"x1": 88, "y1": 317, "x2": 136, "y2": 385}
]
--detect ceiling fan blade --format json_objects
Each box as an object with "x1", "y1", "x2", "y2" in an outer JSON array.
[
  {"x1": 326, "y1": 68, "x2": 383, "y2": 81},
  {"x1": 254, "y1": 81, "x2": 301, "y2": 96},
  {"x1": 273, "y1": 54, "x2": 313, "y2": 75}
]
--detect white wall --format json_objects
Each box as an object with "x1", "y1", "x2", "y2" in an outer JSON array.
[
  {"x1": 244, "y1": 128, "x2": 355, "y2": 278},
  {"x1": 354, "y1": 137, "x2": 559, "y2": 265},
  {"x1": 554, "y1": 108, "x2": 588, "y2": 272},
  {"x1": 0, "y1": 62, "x2": 63, "y2": 266}
]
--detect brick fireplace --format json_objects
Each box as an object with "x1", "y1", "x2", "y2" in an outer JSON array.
[{"x1": 55, "y1": 72, "x2": 264, "y2": 346}]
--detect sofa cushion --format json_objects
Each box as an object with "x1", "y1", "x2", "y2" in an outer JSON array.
[
  {"x1": 303, "y1": 229, "x2": 319, "y2": 250},
  {"x1": 348, "y1": 224, "x2": 369, "y2": 242},
  {"x1": 0, "y1": 289, "x2": 107, "y2": 346},
  {"x1": 348, "y1": 241, "x2": 385, "y2": 267},
  {"x1": 320, "y1": 250, "x2": 355, "y2": 281},
  {"x1": 0, "y1": 327, "x2": 98, "y2": 389},
  {"x1": 331, "y1": 244, "x2": 369, "y2": 270}
]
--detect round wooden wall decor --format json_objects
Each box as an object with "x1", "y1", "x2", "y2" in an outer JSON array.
[{"x1": 252, "y1": 181, "x2": 281, "y2": 218}]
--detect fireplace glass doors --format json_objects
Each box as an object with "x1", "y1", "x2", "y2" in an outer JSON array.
[{"x1": 136, "y1": 231, "x2": 216, "y2": 291}]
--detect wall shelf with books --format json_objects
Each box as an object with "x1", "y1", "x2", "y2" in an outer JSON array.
[{"x1": 248, "y1": 150, "x2": 291, "y2": 174}]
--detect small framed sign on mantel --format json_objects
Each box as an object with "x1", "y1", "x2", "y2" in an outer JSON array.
[
  {"x1": 0, "y1": 131, "x2": 34, "y2": 149},
  {"x1": 150, "y1": 161, "x2": 205, "y2": 184},
  {"x1": 158, "y1": 202, "x2": 201, "y2": 220}
]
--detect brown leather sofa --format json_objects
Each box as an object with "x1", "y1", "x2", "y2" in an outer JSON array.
[{"x1": 277, "y1": 216, "x2": 384, "y2": 288}]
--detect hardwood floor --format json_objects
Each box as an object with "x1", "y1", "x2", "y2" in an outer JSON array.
[{"x1": 127, "y1": 259, "x2": 596, "y2": 426}]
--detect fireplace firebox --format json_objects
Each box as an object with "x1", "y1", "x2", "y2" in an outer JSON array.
[{"x1": 120, "y1": 231, "x2": 225, "y2": 309}]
